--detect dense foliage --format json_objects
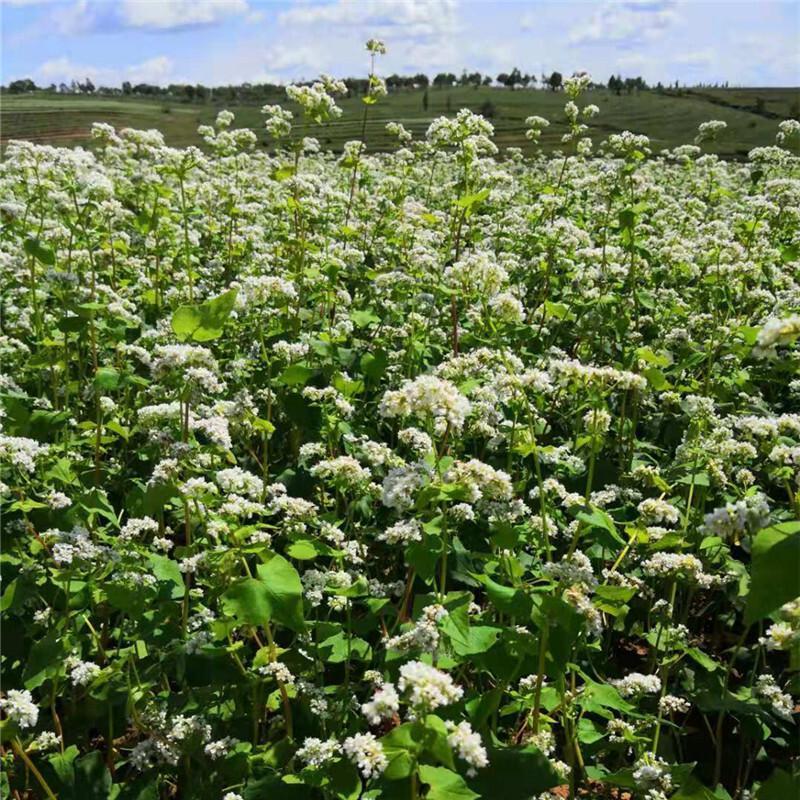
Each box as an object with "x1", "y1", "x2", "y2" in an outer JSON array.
[{"x1": 1, "y1": 63, "x2": 799, "y2": 800}]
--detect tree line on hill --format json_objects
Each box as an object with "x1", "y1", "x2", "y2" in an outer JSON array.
[{"x1": 4, "y1": 70, "x2": 727, "y2": 101}]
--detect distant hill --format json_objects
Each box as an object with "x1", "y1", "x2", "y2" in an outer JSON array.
[{"x1": 2, "y1": 86, "x2": 798, "y2": 159}]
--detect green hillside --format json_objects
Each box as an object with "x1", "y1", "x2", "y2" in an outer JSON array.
[{"x1": 2, "y1": 86, "x2": 798, "y2": 158}]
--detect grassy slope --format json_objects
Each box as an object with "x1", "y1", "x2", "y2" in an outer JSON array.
[{"x1": 2, "y1": 86, "x2": 798, "y2": 158}]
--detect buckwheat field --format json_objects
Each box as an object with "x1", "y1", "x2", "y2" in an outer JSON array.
[{"x1": 2, "y1": 53, "x2": 800, "y2": 800}]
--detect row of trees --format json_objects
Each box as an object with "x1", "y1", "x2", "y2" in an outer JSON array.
[{"x1": 5, "y1": 71, "x2": 667, "y2": 100}]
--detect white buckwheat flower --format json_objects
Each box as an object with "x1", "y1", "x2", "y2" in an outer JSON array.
[
  {"x1": 397, "y1": 661, "x2": 463, "y2": 717},
  {"x1": 0, "y1": 689, "x2": 39, "y2": 729},
  {"x1": 446, "y1": 720, "x2": 488, "y2": 775},
  {"x1": 380, "y1": 375, "x2": 471, "y2": 433},
  {"x1": 361, "y1": 682, "x2": 400, "y2": 725},
  {"x1": 612, "y1": 672, "x2": 662, "y2": 698},
  {"x1": 343, "y1": 732, "x2": 388, "y2": 779},
  {"x1": 296, "y1": 737, "x2": 338, "y2": 768}
]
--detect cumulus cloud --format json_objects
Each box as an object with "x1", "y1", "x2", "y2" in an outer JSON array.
[
  {"x1": 234, "y1": 0, "x2": 462, "y2": 83},
  {"x1": 120, "y1": 0, "x2": 250, "y2": 31},
  {"x1": 44, "y1": 0, "x2": 251, "y2": 35},
  {"x1": 278, "y1": 0, "x2": 458, "y2": 40},
  {"x1": 568, "y1": 0, "x2": 679, "y2": 46},
  {"x1": 35, "y1": 55, "x2": 175, "y2": 86}
]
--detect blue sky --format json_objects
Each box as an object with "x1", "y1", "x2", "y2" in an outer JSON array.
[{"x1": 2, "y1": 0, "x2": 799, "y2": 88}]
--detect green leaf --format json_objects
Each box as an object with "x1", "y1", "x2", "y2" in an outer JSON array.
[
  {"x1": 24, "y1": 633, "x2": 66, "y2": 689},
  {"x1": 447, "y1": 623, "x2": 500, "y2": 657},
  {"x1": 141, "y1": 481, "x2": 179, "y2": 515},
  {"x1": 149, "y1": 553, "x2": 185, "y2": 599},
  {"x1": 635, "y1": 346, "x2": 671, "y2": 367},
  {"x1": 618, "y1": 207, "x2": 636, "y2": 231},
  {"x1": 74, "y1": 751, "x2": 113, "y2": 800},
  {"x1": 418, "y1": 766, "x2": 479, "y2": 800},
  {"x1": 543, "y1": 301, "x2": 573, "y2": 321},
  {"x1": 77, "y1": 488, "x2": 118, "y2": 526},
  {"x1": 286, "y1": 539, "x2": 320, "y2": 560},
  {"x1": 672, "y1": 775, "x2": 730, "y2": 800},
  {"x1": 253, "y1": 417, "x2": 276, "y2": 436},
  {"x1": 272, "y1": 165, "x2": 296, "y2": 181},
  {"x1": 745, "y1": 523, "x2": 800, "y2": 624},
  {"x1": 10, "y1": 498, "x2": 48, "y2": 512},
  {"x1": 28, "y1": 408, "x2": 70, "y2": 438},
  {"x1": 94, "y1": 367, "x2": 120, "y2": 390},
  {"x1": 171, "y1": 288, "x2": 238, "y2": 342},
  {"x1": 406, "y1": 535, "x2": 442, "y2": 581},
  {"x1": 324, "y1": 758, "x2": 362, "y2": 800},
  {"x1": 466, "y1": 687, "x2": 503, "y2": 729},
  {"x1": 257, "y1": 554, "x2": 306, "y2": 632},
  {"x1": 578, "y1": 678, "x2": 634, "y2": 714},
  {"x1": 361, "y1": 350, "x2": 388, "y2": 381},
  {"x1": 277, "y1": 364, "x2": 316, "y2": 386},
  {"x1": 0, "y1": 579, "x2": 18, "y2": 612},
  {"x1": 105, "y1": 420, "x2": 130, "y2": 441},
  {"x1": 472, "y1": 573, "x2": 531, "y2": 618},
  {"x1": 577, "y1": 717, "x2": 605, "y2": 744},
  {"x1": 593, "y1": 585, "x2": 636, "y2": 605},
  {"x1": 114, "y1": 776, "x2": 160, "y2": 800},
  {"x1": 586, "y1": 766, "x2": 636, "y2": 789},
  {"x1": 24, "y1": 237, "x2": 56, "y2": 266},
  {"x1": 38, "y1": 748, "x2": 112, "y2": 800},
  {"x1": 58, "y1": 315, "x2": 89, "y2": 333},
  {"x1": 468, "y1": 746, "x2": 560, "y2": 799},
  {"x1": 685, "y1": 647, "x2": 719, "y2": 672},
  {"x1": 421, "y1": 715, "x2": 456, "y2": 770},
  {"x1": 757, "y1": 768, "x2": 800, "y2": 800},
  {"x1": 576, "y1": 506, "x2": 624, "y2": 546},
  {"x1": 351, "y1": 309, "x2": 380, "y2": 328},
  {"x1": 644, "y1": 367, "x2": 671, "y2": 391},
  {"x1": 332, "y1": 372, "x2": 363, "y2": 397},
  {"x1": 45, "y1": 745, "x2": 79, "y2": 789},
  {"x1": 593, "y1": 583, "x2": 636, "y2": 616},
  {"x1": 380, "y1": 723, "x2": 420, "y2": 780},
  {"x1": 222, "y1": 578, "x2": 272, "y2": 626},
  {"x1": 318, "y1": 629, "x2": 371, "y2": 662},
  {"x1": 243, "y1": 774, "x2": 313, "y2": 799},
  {"x1": 535, "y1": 596, "x2": 583, "y2": 672},
  {"x1": 455, "y1": 188, "x2": 490, "y2": 209},
  {"x1": 47, "y1": 457, "x2": 77, "y2": 486}
]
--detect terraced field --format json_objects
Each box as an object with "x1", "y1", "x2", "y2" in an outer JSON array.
[{"x1": 2, "y1": 85, "x2": 798, "y2": 157}]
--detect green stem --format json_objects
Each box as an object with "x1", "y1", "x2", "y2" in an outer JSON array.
[
  {"x1": 712, "y1": 626, "x2": 751, "y2": 787},
  {"x1": 12, "y1": 737, "x2": 57, "y2": 800},
  {"x1": 531, "y1": 625, "x2": 549, "y2": 735}
]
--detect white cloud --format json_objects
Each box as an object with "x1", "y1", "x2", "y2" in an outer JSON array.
[
  {"x1": 120, "y1": 0, "x2": 250, "y2": 30},
  {"x1": 40, "y1": 0, "x2": 252, "y2": 35},
  {"x1": 278, "y1": 0, "x2": 458, "y2": 40},
  {"x1": 52, "y1": 0, "x2": 101, "y2": 35},
  {"x1": 568, "y1": 0, "x2": 679, "y2": 46},
  {"x1": 35, "y1": 55, "x2": 176, "y2": 86},
  {"x1": 726, "y1": 33, "x2": 800, "y2": 84},
  {"x1": 266, "y1": 44, "x2": 328, "y2": 73},
  {"x1": 126, "y1": 55, "x2": 176, "y2": 83}
]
